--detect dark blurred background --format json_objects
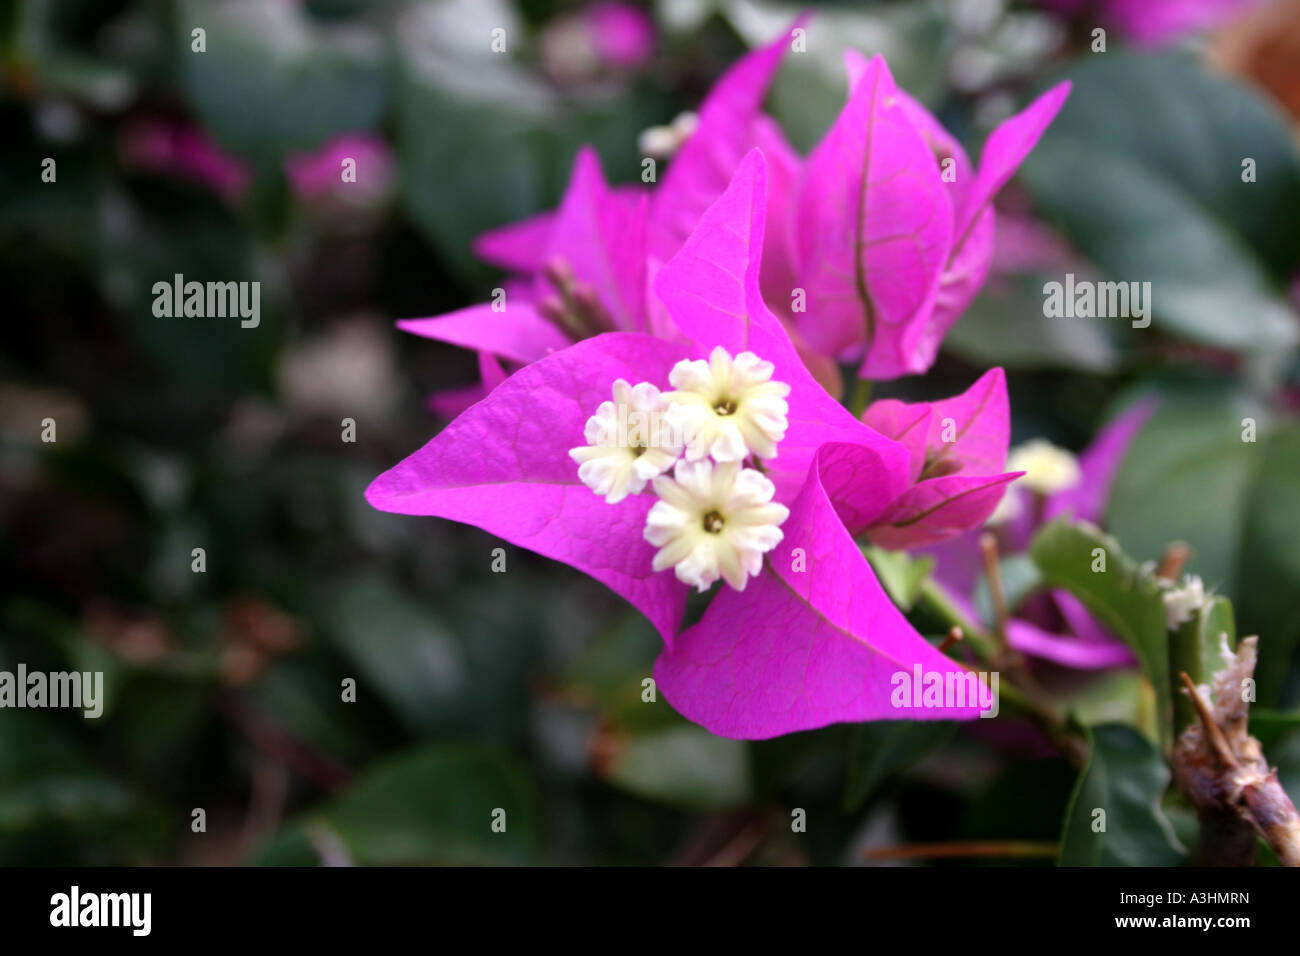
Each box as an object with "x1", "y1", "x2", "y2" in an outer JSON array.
[{"x1": 2, "y1": 0, "x2": 1299, "y2": 865}]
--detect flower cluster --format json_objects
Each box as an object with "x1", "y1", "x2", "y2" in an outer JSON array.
[{"x1": 569, "y1": 347, "x2": 792, "y2": 592}]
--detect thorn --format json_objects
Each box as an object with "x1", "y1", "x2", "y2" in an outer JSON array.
[
  {"x1": 1157, "y1": 542, "x2": 1190, "y2": 582},
  {"x1": 1179, "y1": 671, "x2": 1238, "y2": 770},
  {"x1": 938, "y1": 626, "x2": 964, "y2": 654}
]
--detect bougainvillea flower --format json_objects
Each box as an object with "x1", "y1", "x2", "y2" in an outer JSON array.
[
  {"x1": 783, "y1": 51, "x2": 1070, "y2": 379},
  {"x1": 368, "y1": 152, "x2": 988, "y2": 737},
  {"x1": 858, "y1": 368, "x2": 1021, "y2": 549},
  {"x1": 406, "y1": 18, "x2": 1067, "y2": 415},
  {"x1": 927, "y1": 400, "x2": 1156, "y2": 669}
]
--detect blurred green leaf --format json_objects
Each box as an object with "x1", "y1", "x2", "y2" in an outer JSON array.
[
  {"x1": 842, "y1": 719, "x2": 957, "y2": 811},
  {"x1": 1107, "y1": 383, "x2": 1269, "y2": 597},
  {"x1": 317, "y1": 573, "x2": 466, "y2": 735},
  {"x1": 1021, "y1": 52, "x2": 1300, "y2": 354},
  {"x1": 179, "y1": 0, "x2": 388, "y2": 156},
  {"x1": 946, "y1": 274, "x2": 1120, "y2": 373},
  {"x1": 863, "y1": 546, "x2": 934, "y2": 612},
  {"x1": 0, "y1": 711, "x2": 164, "y2": 864},
  {"x1": 258, "y1": 745, "x2": 538, "y2": 865},
  {"x1": 394, "y1": 0, "x2": 560, "y2": 280},
  {"x1": 1236, "y1": 424, "x2": 1300, "y2": 705},
  {"x1": 1250, "y1": 708, "x2": 1300, "y2": 750},
  {"x1": 1058, "y1": 723, "x2": 1185, "y2": 866},
  {"x1": 1030, "y1": 519, "x2": 1172, "y2": 748},
  {"x1": 601, "y1": 726, "x2": 749, "y2": 810},
  {"x1": 1052, "y1": 669, "x2": 1157, "y2": 739}
]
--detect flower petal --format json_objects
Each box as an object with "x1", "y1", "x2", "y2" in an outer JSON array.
[
  {"x1": 541, "y1": 147, "x2": 648, "y2": 331},
  {"x1": 654, "y1": 148, "x2": 911, "y2": 515},
  {"x1": 793, "y1": 54, "x2": 954, "y2": 378},
  {"x1": 473, "y1": 210, "x2": 557, "y2": 273},
  {"x1": 366, "y1": 332, "x2": 689, "y2": 642},
  {"x1": 397, "y1": 302, "x2": 572, "y2": 365},
  {"x1": 655, "y1": 445, "x2": 990, "y2": 739},
  {"x1": 865, "y1": 471, "x2": 1022, "y2": 550},
  {"x1": 647, "y1": 16, "x2": 804, "y2": 258}
]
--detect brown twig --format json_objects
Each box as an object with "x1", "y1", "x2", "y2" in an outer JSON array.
[
  {"x1": 864, "y1": 840, "x2": 1058, "y2": 861},
  {"x1": 978, "y1": 532, "x2": 1010, "y2": 642},
  {"x1": 1156, "y1": 541, "x2": 1191, "y2": 582},
  {"x1": 1173, "y1": 640, "x2": 1300, "y2": 866},
  {"x1": 937, "y1": 626, "x2": 964, "y2": 655}
]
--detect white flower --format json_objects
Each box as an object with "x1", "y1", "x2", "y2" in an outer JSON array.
[
  {"x1": 1163, "y1": 575, "x2": 1208, "y2": 631},
  {"x1": 663, "y1": 346, "x2": 790, "y2": 463},
  {"x1": 983, "y1": 486, "x2": 1024, "y2": 526},
  {"x1": 643, "y1": 459, "x2": 789, "y2": 592},
  {"x1": 1005, "y1": 439, "x2": 1082, "y2": 495},
  {"x1": 570, "y1": 379, "x2": 682, "y2": 503}
]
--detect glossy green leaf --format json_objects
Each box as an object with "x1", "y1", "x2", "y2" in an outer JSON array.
[
  {"x1": 842, "y1": 719, "x2": 957, "y2": 811},
  {"x1": 602, "y1": 727, "x2": 750, "y2": 810},
  {"x1": 1021, "y1": 52, "x2": 1300, "y2": 352},
  {"x1": 863, "y1": 546, "x2": 935, "y2": 612},
  {"x1": 1236, "y1": 425, "x2": 1300, "y2": 705},
  {"x1": 266, "y1": 746, "x2": 538, "y2": 866},
  {"x1": 1031, "y1": 519, "x2": 1172, "y2": 748},
  {"x1": 1059, "y1": 723, "x2": 1186, "y2": 866}
]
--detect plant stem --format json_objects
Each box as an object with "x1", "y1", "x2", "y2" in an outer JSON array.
[{"x1": 847, "y1": 377, "x2": 872, "y2": 418}]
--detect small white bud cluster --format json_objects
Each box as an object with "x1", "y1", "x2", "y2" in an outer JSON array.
[{"x1": 570, "y1": 346, "x2": 792, "y2": 591}]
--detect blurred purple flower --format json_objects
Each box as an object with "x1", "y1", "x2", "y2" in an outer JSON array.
[
  {"x1": 413, "y1": 16, "x2": 1067, "y2": 413},
  {"x1": 120, "y1": 121, "x2": 250, "y2": 200},
  {"x1": 1037, "y1": 0, "x2": 1264, "y2": 47},
  {"x1": 585, "y1": 3, "x2": 656, "y2": 69},
  {"x1": 285, "y1": 134, "x2": 394, "y2": 203},
  {"x1": 542, "y1": 2, "x2": 656, "y2": 82}
]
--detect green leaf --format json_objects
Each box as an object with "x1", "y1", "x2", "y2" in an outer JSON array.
[
  {"x1": 179, "y1": 0, "x2": 388, "y2": 156},
  {"x1": 1236, "y1": 425, "x2": 1300, "y2": 705},
  {"x1": 862, "y1": 546, "x2": 935, "y2": 612},
  {"x1": 1249, "y1": 709, "x2": 1300, "y2": 751},
  {"x1": 1107, "y1": 382, "x2": 1269, "y2": 600},
  {"x1": 317, "y1": 574, "x2": 467, "y2": 735},
  {"x1": 1021, "y1": 52, "x2": 1300, "y2": 353},
  {"x1": 1052, "y1": 669, "x2": 1157, "y2": 740},
  {"x1": 1030, "y1": 519, "x2": 1172, "y2": 748},
  {"x1": 602, "y1": 727, "x2": 750, "y2": 810},
  {"x1": 1058, "y1": 723, "x2": 1186, "y2": 866},
  {"x1": 842, "y1": 719, "x2": 957, "y2": 811},
  {"x1": 946, "y1": 274, "x2": 1119, "y2": 373},
  {"x1": 258, "y1": 746, "x2": 538, "y2": 866},
  {"x1": 394, "y1": 0, "x2": 561, "y2": 280}
]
